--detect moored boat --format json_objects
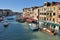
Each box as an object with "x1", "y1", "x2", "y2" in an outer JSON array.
[
  {"x1": 29, "y1": 23, "x2": 38, "y2": 31},
  {"x1": 3, "y1": 22, "x2": 9, "y2": 27},
  {"x1": 0, "y1": 17, "x2": 3, "y2": 22},
  {"x1": 39, "y1": 27, "x2": 57, "y2": 35}
]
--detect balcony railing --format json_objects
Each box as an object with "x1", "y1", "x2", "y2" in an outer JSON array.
[{"x1": 47, "y1": 10, "x2": 53, "y2": 12}]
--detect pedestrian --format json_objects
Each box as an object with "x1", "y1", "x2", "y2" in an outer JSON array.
[{"x1": 55, "y1": 26, "x2": 59, "y2": 33}]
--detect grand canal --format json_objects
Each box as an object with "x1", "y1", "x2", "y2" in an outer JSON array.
[{"x1": 0, "y1": 16, "x2": 60, "y2": 40}]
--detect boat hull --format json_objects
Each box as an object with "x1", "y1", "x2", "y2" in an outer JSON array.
[
  {"x1": 4, "y1": 24, "x2": 8, "y2": 27},
  {"x1": 39, "y1": 28, "x2": 57, "y2": 35},
  {"x1": 3, "y1": 22, "x2": 9, "y2": 27}
]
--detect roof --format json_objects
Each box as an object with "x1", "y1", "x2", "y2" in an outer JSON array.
[
  {"x1": 31, "y1": 6, "x2": 39, "y2": 10},
  {"x1": 23, "y1": 8, "x2": 30, "y2": 10},
  {"x1": 43, "y1": 2, "x2": 60, "y2": 7}
]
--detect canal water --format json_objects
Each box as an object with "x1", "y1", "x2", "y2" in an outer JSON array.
[{"x1": 0, "y1": 16, "x2": 60, "y2": 40}]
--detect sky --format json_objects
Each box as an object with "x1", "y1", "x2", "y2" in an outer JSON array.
[{"x1": 0, "y1": 0, "x2": 60, "y2": 12}]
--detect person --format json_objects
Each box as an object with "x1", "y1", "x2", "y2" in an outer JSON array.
[{"x1": 55, "y1": 26, "x2": 59, "y2": 33}]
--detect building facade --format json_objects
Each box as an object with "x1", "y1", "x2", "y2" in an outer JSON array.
[
  {"x1": 23, "y1": 8, "x2": 34, "y2": 18},
  {"x1": 23, "y1": 6, "x2": 39, "y2": 20},
  {"x1": 22, "y1": 2, "x2": 60, "y2": 24},
  {"x1": 0, "y1": 9, "x2": 13, "y2": 16},
  {"x1": 0, "y1": 9, "x2": 3, "y2": 17},
  {"x1": 0, "y1": 9, "x2": 20, "y2": 17},
  {"x1": 39, "y1": 2, "x2": 60, "y2": 24}
]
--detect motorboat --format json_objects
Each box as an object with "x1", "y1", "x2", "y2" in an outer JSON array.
[
  {"x1": 17, "y1": 18, "x2": 26, "y2": 23},
  {"x1": 29, "y1": 23, "x2": 38, "y2": 31},
  {"x1": 3, "y1": 21, "x2": 9, "y2": 27},
  {"x1": 7, "y1": 18, "x2": 14, "y2": 20}
]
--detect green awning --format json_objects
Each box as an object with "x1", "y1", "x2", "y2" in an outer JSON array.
[
  {"x1": 44, "y1": 22, "x2": 60, "y2": 27},
  {"x1": 39, "y1": 20, "x2": 60, "y2": 27},
  {"x1": 39, "y1": 20, "x2": 45, "y2": 22}
]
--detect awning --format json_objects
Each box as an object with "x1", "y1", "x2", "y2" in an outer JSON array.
[
  {"x1": 26, "y1": 19, "x2": 33, "y2": 22},
  {"x1": 23, "y1": 16, "x2": 30, "y2": 19},
  {"x1": 39, "y1": 20, "x2": 45, "y2": 22},
  {"x1": 33, "y1": 18, "x2": 38, "y2": 20},
  {"x1": 44, "y1": 21, "x2": 60, "y2": 27},
  {"x1": 39, "y1": 20, "x2": 60, "y2": 27},
  {"x1": 26, "y1": 18, "x2": 37, "y2": 23}
]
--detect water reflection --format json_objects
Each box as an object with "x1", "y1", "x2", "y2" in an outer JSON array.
[{"x1": 0, "y1": 22, "x2": 37, "y2": 40}]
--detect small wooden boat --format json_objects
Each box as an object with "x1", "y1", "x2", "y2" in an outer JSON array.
[
  {"x1": 3, "y1": 22, "x2": 9, "y2": 27},
  {"x1": 39, "y1": 28, "x2": 57, "y2": 36}
]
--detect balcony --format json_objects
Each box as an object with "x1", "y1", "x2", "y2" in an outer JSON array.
[
  {"x1": 46, "y1": 15, "x2": 52, "y2": 17},
  {"x1": 46, "y1": 13, "x2": 52, "y2": 17},
  {"x1": 47, "y1": 10, "x2": 53, "y2": 12}
]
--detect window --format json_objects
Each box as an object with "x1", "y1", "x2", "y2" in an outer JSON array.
[
  {"x1": 32, "y1": 16, "x2": 34, "y2": 17},
  {"x1": 59, "y1": 15, "x2": 60, "y2": 18},
  {"x1": 50, "y1": 18, "x2": 51, "y2": 21},
  {"x1": 42, "y1": 13, "x2": 43, "y2": 15},
  {"x1": 54, "y1": 7, "x2": 55, "y2": 10},
  {"x1": 50, "y1": 13, "x2": 52, "y2": 16},
  {"x1": 47, "y1": 18, "x2": 48, "y2": 20},
  {"x1": 29, "y1": 9, "x2": 31, "y2": 11},
  {"x1": 44, "y1": 17, "x2": 46, "y2": 20},
  {"x1": 40, "y1": 13, "x2": 41, "y2": 15},
  {"x1": 50, "y1": 8, "x2": 52, "y2": 10},
  {"x1": 44, "y1": 8, "x2": 46, "y2": 11},
  {"x1": 44, "y1": 13, "x2": 46, "y2": 15},
  {"x1": 53, "y1": 18, "x2": 55, "y2": 21},
  {"x1": 42, "y1": 8, "x2": 43, "y2": 11},
  {"x1": 48, "y1": 8, "x2": 49, "y2": 11},
  {"x1": 30, "y1": 12, "x2": 32, "y2": 14},
  {"x1": 41, "y1": 17, "x2": 43, "y2": 20},
  {"x1": 39, "y1": 9, "x2": 40, "y2": 11},
  {"x1": 59, "y1": 22, "x2": 60, "y2": 24},
  {"x1": 53, "y1": 13, "x2": 55, "y2": 16},
  {"x1": 40, "y1": 17, "x2": 42, "y2": 20},
  {"x1": 35, "y1": 13, "x2": 36, "y2": 15},
  {"x1": 59, "y1": 7, "x2": 60, "y2": 10},
  {"x1": 40, "y1": 8, "x2": 42, "y2": 11},
  {"x1": 47, "y1": 13, "x2": 49, "y2": 15}
]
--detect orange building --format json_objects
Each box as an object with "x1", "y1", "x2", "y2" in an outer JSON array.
[
  {"x1": 23, "y1": 2, "x2": 60, "y2": 24},
  {"x1": 39, "y1": 2, "x2": 60, "y2": 24}
]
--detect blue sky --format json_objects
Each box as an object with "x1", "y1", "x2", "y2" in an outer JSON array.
[{"x1": 0, "y1": 0, "x2": 60, "y2": 12}]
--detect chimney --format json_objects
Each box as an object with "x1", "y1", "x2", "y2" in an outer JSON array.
[{"x1": 44, "y1": 2, "x2": 51, "y2": 6}]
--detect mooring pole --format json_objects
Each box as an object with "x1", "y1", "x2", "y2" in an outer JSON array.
[{"x1": 37, "y1": 8, "x2": 40, "y2": 29}]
